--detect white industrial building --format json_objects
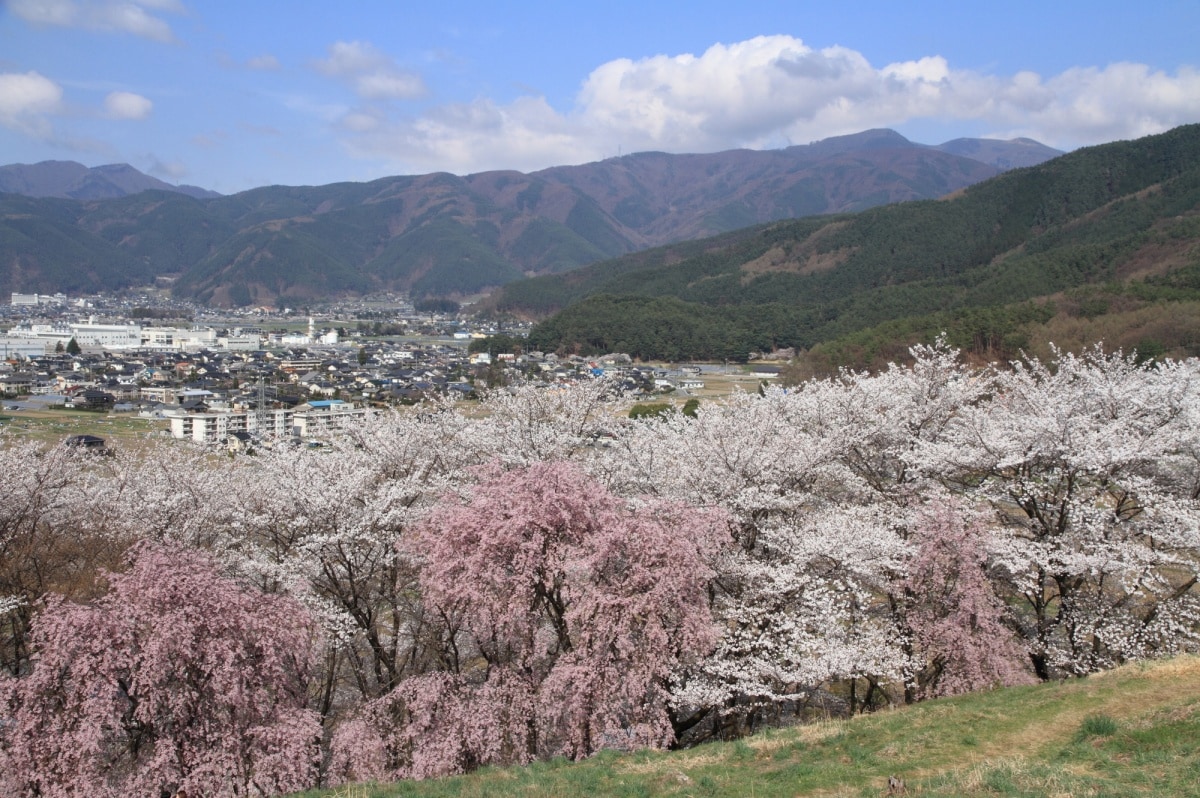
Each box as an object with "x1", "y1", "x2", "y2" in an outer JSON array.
[
  {"x1": 71, "y1": 322, "x2": 142, "y2": 349},
  {"x1": 5, "y1": 320, "x2": 140, "y2": 349},
  {"x1": 9, "y1": 293, "x2": 67, "y2": 306},
  {"x1": 2, "y1": 320, "x2": 257, "y2": 353},
  {"x1": 0, "y1": 336, "x2": 54, "y2": 358},
  {"x1": 140, "y1": 326, "x2": 220, "y2": 350}
]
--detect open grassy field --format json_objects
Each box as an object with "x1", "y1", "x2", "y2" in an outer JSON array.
[
  {"x1": 686, "y1": 370, "x2": 780, "y2": 400},
  {"x1": 0, "y1": 408, "x2": 167, "y2": 448},
  {"x1": 298, "y1": 655, "x2": 1200, "y2": 797}
]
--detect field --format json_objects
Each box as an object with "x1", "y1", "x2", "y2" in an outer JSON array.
[
  {"x1": 686, "y1": 370, "x2": 782, "y2": 400},
  {"x1": 0, "y1": 407, "x2": 167, "y2": 447},
  {"x1": 298, "y1": 655, "x2": 1200, "y2": 797}
]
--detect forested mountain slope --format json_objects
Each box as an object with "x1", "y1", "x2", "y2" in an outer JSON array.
[
  {"x1": 0, "y1": 131, "x2": 1053, "y2": 306},
  {"x1": 509, "y1": 124, "x2": 1200, "y2": 366}
]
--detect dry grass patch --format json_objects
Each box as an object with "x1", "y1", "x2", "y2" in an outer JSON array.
[{"x1": 749, "y1": 720, "x2": 846, "y2": 750}]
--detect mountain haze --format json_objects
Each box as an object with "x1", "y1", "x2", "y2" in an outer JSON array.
[
  {"x1": 0, "y1": 131, "x2": 1059, "y2": 306},
  {"x1": 529, "y1": 129, "x2": 1038, "y2": 245},
  {"x1": 933, "y1": 136, "x2": 1061, "y2": 169},
  {"x1": 0, "y1": 161, "x2": 219, "y2": 201}
]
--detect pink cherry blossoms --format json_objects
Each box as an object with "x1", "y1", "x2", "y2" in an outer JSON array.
[
  {"x1": 331, "y1": 460, "x2": 730, "y2": 781},
  {"x1": 0, "y1": 542, "x2": 320, "y2": 798},
  {"x1": 902, "y1": 496, "x2": 1035, "y2": 698}
]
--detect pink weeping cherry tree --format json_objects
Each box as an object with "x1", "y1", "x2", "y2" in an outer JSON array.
[
  {"x1": 332, "y1": 460, "x2": 730, "y2": 782},
  {"x1": 0, "y1": 542, "x2": 321, "y2": 798},
  {"x1": 902, "y1": 497, "x2": 1034, "y2": 698}
]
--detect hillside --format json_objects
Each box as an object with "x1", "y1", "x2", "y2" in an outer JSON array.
[
  {"x1": 296, "y1": 655, "x2": 1200, "y2": 797},
  {"x1": 0, "y1": 131, "x2": 1056, "y2": 306},
  {"x1": 509, "y1": 124, "x2": 1200, "y2": 366}
]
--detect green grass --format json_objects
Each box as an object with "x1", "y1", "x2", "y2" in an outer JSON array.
[
  {"x1": 0, "y1": 408, "x2": 166, "y2": 447},
  {"x1": 298, "y1": 656, "x2": 1200, "y2": 797}
]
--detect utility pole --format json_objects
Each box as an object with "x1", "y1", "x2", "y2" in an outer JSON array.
[{"x1": 256, "y1": 376, "x2": 267, "y2": 438}]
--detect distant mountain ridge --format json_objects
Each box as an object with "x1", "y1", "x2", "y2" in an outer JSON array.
[
  {"x1": 933, "y1": 136, "x2": 1060, "y2": 169},
  {"x1": 504, "y1": 124, "x2": 1200, "y2": 365},
  {"x1": 0, "y1": 131, "x2": 1062, "y2": 306},
  {"x1": 0, "y1": 160, "x2": 220, "y2": 201}
]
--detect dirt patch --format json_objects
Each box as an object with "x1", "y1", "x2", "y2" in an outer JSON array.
[
  {"x1": 739, "y1": 221, "x2": 856, "y2": 281},
  {"x1": 797, "y1": 247, "x2": 855, "y2": 275},
  {"x1": 1114, "y1": 223, "x2": 1200, "y2": 281},
  {"x1": 739, "y1": 245, "x2": 853, "y2": 281}
]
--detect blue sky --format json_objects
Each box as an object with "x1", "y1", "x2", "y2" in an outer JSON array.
[{"x1": 1, "y1": 1, "x2": 1197, "y2": 194}]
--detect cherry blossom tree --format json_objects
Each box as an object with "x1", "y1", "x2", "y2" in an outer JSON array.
[
  {"x1": 0, "y1": 542, "x2": 320, "y2": 797},
  {"x1": 902, "y1": 496, "x2": 1034, "y2": 698},
  {"x1": 0, "y1": 437, "x2": 130, "y2": 677},
  {"x1": 917, "y1": 346, "x2": 1200, "y2": 677},
  {"x1": 604, "y1": 368, "x2": 947, "y2": 734},
  {"x1": 475, "y1": 378, "x2": 626, "y2": 466},
  {"x1": 225, "y1": 408, "x2": 483, "y2": 715},
  {"x1": 331, "y1": 460, "x2": 729, "y2": 781},
  {"x1": 823, "y1": 338, "x2": 993, "y2": 505},
  {"x1": 85, "y1": 442, "x2": 244, "y2": 550},
  {"x1": 669, "y1": 499, "x2": 912, "y2": 737}
]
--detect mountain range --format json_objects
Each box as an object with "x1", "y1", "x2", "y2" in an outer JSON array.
[
  {"x1": 0, "y1": 130, "x2": 1060, "y2": 306},
  {"x1": 505, "y1": 124, "x2": 1200, "y2": 369}
]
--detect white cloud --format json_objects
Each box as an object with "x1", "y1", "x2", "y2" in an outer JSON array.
[
  {"x1": 314, "y1": 40, "x2": 426, "y2": 100},
  {"x1": 146, "y1": 155, "x2": 187, "y2": 180},
  {"x1": 9, "y1": 0, "x2": 185, "y2": 42},
  {"x1": 992, "y1": 63, "x2": 1200, "y2": 145},
  {"x1": 246, "y1": 54, "x2": 281, "y2": 71},
  {"x1": 329, "y1": 34, "x2": 1200, "y2": 176},
  {"x1": 342, "y1": 95, "x2": 581, "y2": 175},
  {"x1": 0, "y1": 70, "x2": 64, "y2": 137},
  {"x1": 104, "y1": 90, "x2": 152, "y2": 119}
]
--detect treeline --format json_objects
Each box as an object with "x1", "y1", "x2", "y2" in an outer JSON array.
[
  {"x1": 788, "y1": 270, "x2": 1200, "y2": 377},
  {"x1": 128, "y1": 307, "x2": 192, "y2": 320},
  {"x1": 413, "y1": 297, "x2": 461, "y2": 314},
  {"x1": 526, "y1": 295, "x2": 782, "y2": 361},
  {"x1": 467, "y1": 333, "x2": 524, "y2": 356}
]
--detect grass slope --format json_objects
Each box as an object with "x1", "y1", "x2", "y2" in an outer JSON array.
[{"x1": 299, "y1": 656, "x2": 1200, "y2": 797}]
